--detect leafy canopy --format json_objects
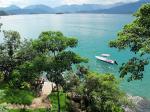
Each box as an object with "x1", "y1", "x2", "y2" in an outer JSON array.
[
  {"x1": 32, "y1": 31, "x2": 87, "y2": 112},
  {"x1": 33, "y1": 31, "x2": 87, "y2": 85},
  {"x1": 0, "y1": 29, "x2": 41, "y2": 88},
  {"x1": 109, "y1": 4, "x2": 150, "y2": 81},
  {"x1": 75, "y1": 72, "x2": 125, "y2": 112}
]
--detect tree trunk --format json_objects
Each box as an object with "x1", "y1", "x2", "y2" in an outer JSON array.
[{"x1": 57, "y1": 84, "x2": 61, "y2": 112}]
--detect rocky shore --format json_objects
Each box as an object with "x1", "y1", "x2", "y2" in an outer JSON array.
[{"x1": 124, "y1": 95, "x2": 150, "y2": 112}]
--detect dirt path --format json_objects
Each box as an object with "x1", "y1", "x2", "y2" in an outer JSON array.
[
  {"x1": 30, "y1": 82, "x2": 55, "y2": 109},
  {"x1": 8, "y1": 81, "x2": 55, "y2": 109}
]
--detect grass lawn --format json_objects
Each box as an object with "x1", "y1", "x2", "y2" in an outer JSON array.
[
  {"x1": 4, "y1": 89, "x2": 35, "y2": 105},
  {"x1": 0, "y1": 83, "x2": 35, "y2": 105},
  {"x1": 9, "y1": 109, "x2": 48, "y2": 112},
  {"x1": 49, "y1": 92, "x2": 66, "y2": 112}
]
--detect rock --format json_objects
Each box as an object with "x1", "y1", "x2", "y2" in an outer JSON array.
[
  {"x1": 42, "y1": 82, "x2": 55, "y2": 96},
  {"x1": 124, "y1": 94, "x2": 150, "y2": 112}
]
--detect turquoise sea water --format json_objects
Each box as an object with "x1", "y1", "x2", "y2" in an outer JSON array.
[{"x1": 1, "y1": 14, "x2": 150, "y2": 99}]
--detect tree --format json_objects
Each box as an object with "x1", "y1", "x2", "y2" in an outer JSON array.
[
  {"x1": 0, "y1": 30, "x2": 20, "y2": 81},
  {"x1": 63, "y1": 71, "x2": 80, "y2": 92},
  {"x1": 70, "y1": 72, "x2": 126, "y2": 112},
  {"x1": 33, "y1": 31, "x2": 87, "y2": 112},
  {"x1": 109, "y1": 4, "x2": 150, "y2": 81},
  {"x1": 0, "y1": 29, "x2": 41, "y2": 89},
  {"x1": 0, "y1": 31, "x2": 36, "y2": 81}
]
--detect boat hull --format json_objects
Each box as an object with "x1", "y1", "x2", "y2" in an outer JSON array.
[{"x1": 95, "y1": 56, "x2": 115, "y2": 64}]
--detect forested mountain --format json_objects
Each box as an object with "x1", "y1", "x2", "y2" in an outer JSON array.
[
  {"x1": 89, "y1": 0, "x2": 149, "y2": 14},
  {"x1": 0, "y1": 0, "x2": 149, "y2": 14},
  {"x1": 0, "y1": 11, "x2": 7, "y2": 16}
]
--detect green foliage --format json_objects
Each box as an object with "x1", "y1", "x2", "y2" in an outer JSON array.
[
  {"x1": 32, "y1": 31, "x2": 87, "y2": 112},
  {"x1": 33, "y1": 31, "x2": 77, "y2": 53},
  {"x1": 0, "y1": 90, "x2": 6, "y2": 104},
  {"x1": 0, "y1": 30, "x2": 39, "y2": 85},
  {"x1": 0, "y1": 84, "x2": 35, "y2": 109},
  {"x1": 109, "y1": 4, "x2": 150, "y2": 81},
  {"x1": 0, "y1": 30, "x2": 43, "y2": 88},
  {"x1": 49, "y1": 92, "x2": 66, "y2": 111},
  {"x1": 63, "y1": 71, "x2": 80, "y2": 92},
  {"x1": 1, "y1": 89, "x2": 35, "y2": 105},
  {"x1": 9, "y1": 109, "x2": 47, "y2": 112},
  {"x1": 0, "y1": 72, "x2": 4, "y2": 82},
  {"x1": 9, "y1": 60, "x2": 41, "y2": 89},
  {"x1": 75, "y1": 72, "x2": 125, "y2": 112},
  {"x1": 0, "y1": 30, "x2": 21, "y2": 80},
  {"x1": 32, "y1": 31, "x2": 87, "y2": 84},
  {"x1": 120, "y1": 57, "x2": 149, "y2": 82}
]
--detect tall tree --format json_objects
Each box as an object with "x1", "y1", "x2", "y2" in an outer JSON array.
[
  {"x1": 0, "y1": 30, "x2": 21, "y2": 81},
  {"x1": 0, "y1": 30, "x2": 38, "y2": 83},
  {"x1": 109, "y1": 4, "x2": 150, "y2": 81},
  {"x1": 33, "y1": 31, "x2": 87, "y2": 112}
]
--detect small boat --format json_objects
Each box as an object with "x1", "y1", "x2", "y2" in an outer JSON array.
[
  {"x1": 95, "y1": 56, "x2": 117, "y2": 64},
  {"x1": 101, "y1": 54, "x2": 110, "y2": 57}
]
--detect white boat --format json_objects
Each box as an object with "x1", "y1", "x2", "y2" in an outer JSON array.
[
  {"x1": 101, "y1": 54, "x2": 110, "y2": 57},
  {"x1": 95, "y1": 56, "x2": 117, "y2": 64}
]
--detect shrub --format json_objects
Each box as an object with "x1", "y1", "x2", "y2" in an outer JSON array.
[{"x1": 70, "y1": 72, "x2": 126, "y2": 112}]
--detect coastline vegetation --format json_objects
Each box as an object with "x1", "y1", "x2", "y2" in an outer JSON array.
[
  {"x1": 0, "y1": 27, "x2": 126, "y2": 112},
  {"x1": 0, "y1": 3, "x2": 149, "y2": 112}
]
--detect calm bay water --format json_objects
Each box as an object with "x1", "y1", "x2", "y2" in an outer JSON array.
[{"x1": 1, "y1": 14, "x2": 150, "y2": 99}]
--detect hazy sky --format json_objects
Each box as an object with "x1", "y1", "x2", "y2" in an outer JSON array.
[{"x1": 0, "y1": 0, "x2": 139, "y2": 7}]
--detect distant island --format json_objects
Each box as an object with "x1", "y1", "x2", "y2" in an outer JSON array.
[
  {"x1": 0, "y1": 0, "x2": 149, "y2": 15},
  {"x1": 55, "y1": 13, "x2": 64, "y2": 14}
]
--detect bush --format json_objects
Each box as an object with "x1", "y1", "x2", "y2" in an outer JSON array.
[{"x1": 67, "y1": 72, "x2": 125, "y2": 112}]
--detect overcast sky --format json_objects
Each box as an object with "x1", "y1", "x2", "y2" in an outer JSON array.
[{"x1": 0, "y1": 0, "x2": 139, "y2": 7}]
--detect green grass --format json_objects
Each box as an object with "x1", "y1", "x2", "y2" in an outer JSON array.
[
  {"x1": 3, "y1": 89, "x2": 35, "y2": 105},
  {"x1": 9, "y1": 108, "x2": 48, "y2": 112},
  {"x1": 49, "y1": 92, "x2": 66, "y2": 112},
  {"x1": 0, "y1": 82, "x2": 35, "y2": 105},
  {"x1": 0, "y1": 83, "x2": 9, "y2": 89}
]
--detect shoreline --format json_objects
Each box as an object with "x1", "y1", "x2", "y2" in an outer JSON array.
[{"x1": 124, "y1": 94, "x2": 150, "y2": 112}]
